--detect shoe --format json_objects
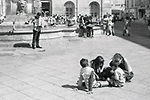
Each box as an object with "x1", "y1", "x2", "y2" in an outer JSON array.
[
  {"x1": 32, "y1": 44, "x2": 35, "y2": 49},
  {"x1": 32, "y1": 46, "x2": 35, "y2": 49},
  {"x1": 36, "y1": 46, "x2": 42, "y2": 48}
]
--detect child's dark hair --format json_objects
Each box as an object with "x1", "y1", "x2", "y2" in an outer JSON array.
[
  {"x1": 90, "y1": 55, "x2": 104, "y2": 76},
  {"x1": 80, "y1": 58, "x2": 89, "y2": 68},
  {"x1": 91, "y1": 56, "x2": 104, "y2": 69}
]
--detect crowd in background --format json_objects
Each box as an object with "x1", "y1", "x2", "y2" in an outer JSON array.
[
  {"x1": 43, "y1": 14, "x2": 77, "y2": 27},
  {"x1": 101, "y1": 13, "x2": 134, "y2": 36},
  {"x1": 26, "y1": 12, "x2": 137, "y2": 38},
  {"x1": 43, "y1": 14, "x2": 99, "y2": 27}
]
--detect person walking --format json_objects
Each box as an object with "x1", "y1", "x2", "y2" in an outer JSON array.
[
  {"x1": 78, "y1": 15, "x2": 86, "y2": 37},
  {"x1": 31, "y1": 12, "x2": 43, "y2": 49},
  {"x1": 147, "y1": 15, "x2": 150, "y2": 37},
  {"x1": 102, "y1": 14, "x2": 108, "y2": 35},
  {"x1": 123, "y1": 16, "x2": 130, "y2": 36},
  {"x1": 143, "y1": 15, "x2": 147, "y2": 25},
  {"x1": 107, "y1": 14, "x2": 114, "y2": 36},
  {"x1": 111, "y1": 15, "x2": 116, "y2": 36}
]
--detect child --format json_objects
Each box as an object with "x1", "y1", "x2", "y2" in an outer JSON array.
[
  {"x1": 90, "y1": 56, "x2": 104, "y2": 80},
  {"x1": 107, "y1": 61, "x2": 126, "y2": 87},
  {"x1": 77, "y1": 58, "x2": 97, "y2": 94},
  {"x1": 111, "y1": 53, "x2": 134, "y2": 82},
  {"x1": 123, "y1": 16, "x2": 130, "y2": 36}
]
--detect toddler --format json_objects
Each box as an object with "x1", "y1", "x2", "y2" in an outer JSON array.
[
  {"x1": 77, "y1": 58, "x2": 99, "y2": 94},
  {"x1": 107, "y1": 61, "x2": 126, "y2": 87}
]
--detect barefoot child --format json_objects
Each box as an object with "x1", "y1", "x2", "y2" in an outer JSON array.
[
  {"x1": 77, "y1": 58, "x2": 109, "y2": 94},
  {"x1": 77, "y1": 58, "x2": 96, "y2": 94},
  {"x1": 107, "y1": 61, "x2": 126, "y2": 87}
]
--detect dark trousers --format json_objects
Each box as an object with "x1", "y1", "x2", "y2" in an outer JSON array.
[
  {"x1": 87, "y1": 26, "x2": 93, "y2": 37},
  {"x1": 32, "y1": 29, "x2": 41, "y2": 47},
  {"x1": 78, "y1": 27, "x2": 85, "y2": 37},
  {"x1": 98, "y1": 67, "x2": 113, "y2": 80}
]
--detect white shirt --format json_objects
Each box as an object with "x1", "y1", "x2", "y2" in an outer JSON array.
[
  {"x1": 78, "y1": 66, "x2": 96, "y2": 89},
  {"x1": 113, "y1": 67, "x2": 125, "y2": 86}
]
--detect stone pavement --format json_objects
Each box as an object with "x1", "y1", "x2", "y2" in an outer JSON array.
[{"x1": 0, "y1": 29, "x2": 150, "y2": 100}]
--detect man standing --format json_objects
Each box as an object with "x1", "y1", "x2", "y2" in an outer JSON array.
[{"x1": 32, "y1": 12, "x2": 43, "y2": 49}]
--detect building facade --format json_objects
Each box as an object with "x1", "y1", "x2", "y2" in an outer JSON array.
[
  {"x1": 125, "y1": 0, "x2": 150, "y2": 19},
  {"x1": 1, "y1": 0, "x2": 112, "y2": 19},
  {"x1": 0, "y1": 0, "x2": 6, "y2": 17},
  {"x1": 52, "y1": 0, "x2": 111, "y2": 18},
  {"x1": 111, "y1": 0, "x2": 125, "y2": 11}
]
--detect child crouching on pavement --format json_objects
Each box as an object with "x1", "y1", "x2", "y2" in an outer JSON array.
[
  {"x1": 107, "y1": 61, "x2": 126, "y2": 87},
  {"x1": 76, "y1": 58, "x2": 109, "y2": 94}
]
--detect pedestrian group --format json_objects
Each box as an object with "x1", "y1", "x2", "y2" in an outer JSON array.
[
  {"x1": 101, "y1": 14, "x2": 116, "y2": 36},
  {"x1": 25, "y1": 12, "x2": 135, "y2": 49}
]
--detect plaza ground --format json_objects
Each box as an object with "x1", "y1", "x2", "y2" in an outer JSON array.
[{"x1": 0, "y1": 27, "x2": 150, "y2": 100}]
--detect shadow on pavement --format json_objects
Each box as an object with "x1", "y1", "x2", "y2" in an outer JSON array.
[
  {"x1": 62, "y1": 84, "x2": 87, "y2": 92},
  {"x1": 13, "y1": 42, "x2": 31, "y2": 48}
]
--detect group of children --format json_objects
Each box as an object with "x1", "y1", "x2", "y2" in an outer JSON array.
[{"x1": 76, "y1": 53, "x2": 134, "y2": 94}]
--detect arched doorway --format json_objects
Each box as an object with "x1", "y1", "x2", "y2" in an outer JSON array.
[
  {"x1": 89, "y1": 1, "x2": 100, "y2": 21},
  {"x1": 64, "y1": 1, "x2": 75, "y2": 18}
]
